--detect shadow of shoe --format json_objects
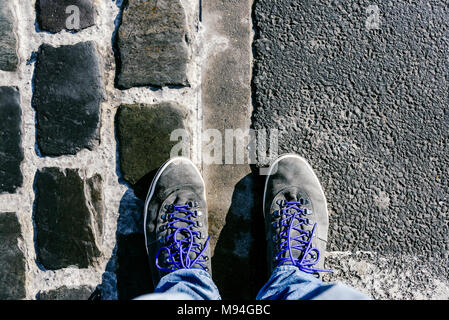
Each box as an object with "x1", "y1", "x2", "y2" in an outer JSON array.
[
  {"x1": 90, "y1": 187, "x2": 154, "y2": 300},
  {"x1": 132, "y1": 168, "x2": 160, "y2": 201},
  {"x1": 211, "y1": 170, "x2": 267, "y2": 299},
  {"x1": 90, "y1": 167, "x2": 269, "y2": 300}
]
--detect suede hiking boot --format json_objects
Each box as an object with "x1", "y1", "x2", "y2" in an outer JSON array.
[
  {"x1": 144, "y1": 157, "x2": 211, "y2": 286},
  {"x1": 263, "y1": 154, "x2": 332, "y2": 276}
]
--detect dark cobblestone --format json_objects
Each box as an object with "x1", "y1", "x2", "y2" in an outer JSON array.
[
  {"x1": 0, "y1": 87, "x2": 23, "y2": 194},
  {"x1": 116, "y1": 102, "x2": 189, "y2": 186},
  {"x1": 36, "y1": 0, "x2": 96, "y2": 33},
  {"x1": 0, "y1": 1, "x2": 18, "y2": 71},
  {"x1": 32, "y1": 42, "x2": 103, "y2": 156},
  {"x1": 116, "y1": 0, "x2": 190, "y2": 89},
  {"x1": 34, "y1": 167, "x2": 104, "y2": 270},
  {"x1": 0, "y1": 212, "x2": 26, "y2": 300}
]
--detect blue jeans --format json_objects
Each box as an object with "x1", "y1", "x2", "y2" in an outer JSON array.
[{"x1": 134, "y1": 266, "x2": 369, "y2": 300}]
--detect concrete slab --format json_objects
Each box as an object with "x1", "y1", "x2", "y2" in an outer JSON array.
[{"x1": 201, "y1": 0, "x2": 260, "y2": 298}]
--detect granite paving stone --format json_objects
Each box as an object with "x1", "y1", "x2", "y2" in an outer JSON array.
[
  {"x1": 116, "y1": 0, "x2": 190, "y2": 89},
  {"x1": 0, "y1": 1, "x2": 18, "y2": 71},
  {"x1": 116, "y1": 102, "x2": 189, "y2": 186},
  {"x1": 34, "y1": 167, "x2": 104, "y2": 270},
  {"x1": 0, "y1": 87, "x2": 23, "y2": 194},
  {"x1": 32, "y1": 42, "x2": 103, "y2": 156},
  {"x1": 0, "y1": 212, "x2": 27, "y2": 300},
  {"x1": 36, "y1": 0, "x2": 96, "y2": 33}
]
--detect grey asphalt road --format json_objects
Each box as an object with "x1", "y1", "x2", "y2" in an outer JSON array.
[{"x1": 252, "y1": 0, "x2": 449, "y2": 298}]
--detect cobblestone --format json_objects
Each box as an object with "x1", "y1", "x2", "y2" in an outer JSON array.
[
  {"x1": 34, "y1": 167, "x2": 104, "y2": 270},
  {"x1": 0, "y1": 212, "x2": 26, "y2": 300},
  {"x1": 116, "y1": 102, "x2": 190, "y2": 186},
  {"x1": 0, "y1": 87, "x2": 23, "y2": 194},
  {"x1": 36, "y1": 0, "x2": 96, "y2": 33},
  {"x1": 116, "y1": 0, "x2": 190, "y2": 89},
  {"x1": 32, "y1": 42, "x2": 104, "y2": 156},
  {"x1": 0, "y1": 1, "x2": 18, "y2": 71}
]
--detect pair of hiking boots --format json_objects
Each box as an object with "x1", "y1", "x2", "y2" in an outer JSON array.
[{"x1": 144, "y1": 154, "x2": 331, "y2": 285}]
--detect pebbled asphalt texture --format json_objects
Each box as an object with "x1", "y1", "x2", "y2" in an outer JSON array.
[{"x1": 252, "y1": 0, "x2": 449, "y2": 298}]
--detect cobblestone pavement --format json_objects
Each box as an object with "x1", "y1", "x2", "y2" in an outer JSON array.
[
  {"x1": 0, "y1": 0, "x2": 201, "y2": 300},
  {"x1": 0, "y1": 0, "x2": 447, "y2": 300}
]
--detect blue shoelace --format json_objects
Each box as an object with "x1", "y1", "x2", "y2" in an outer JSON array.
[
  {"x1": 155, "y1": 203, "x2": 210, "y2": 272},
  {"x1": 275, "y1": 200, "x2": 333, "y2": 274}
]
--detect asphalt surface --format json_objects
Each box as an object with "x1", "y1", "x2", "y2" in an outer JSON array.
[{"x1": 252, "y1": 0, "x2": 449, "y2": 297}]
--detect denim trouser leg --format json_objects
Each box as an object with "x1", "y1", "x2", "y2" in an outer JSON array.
[
  {"x1": 134, "y1": 266, "x2": 369, "y2": 300},
  {"x1": 256, "y1": 265, "x2": 370, "y2": 300},
  {"x1": 134, "y1": 269, "x2": 222, "y2": 300}
]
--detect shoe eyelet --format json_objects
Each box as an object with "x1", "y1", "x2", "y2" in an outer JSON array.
[
  {"x1": 193, "y1": 210, "x2": 200, "y2": 218},
  {"x1": 187, "y1": 201, "x2": 198, "y2": 208}
]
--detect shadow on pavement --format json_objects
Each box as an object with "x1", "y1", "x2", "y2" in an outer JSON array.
[
  {"x1": 211, "y1": 170, "x2": 268, "y2": 299},
  {"x1": 90, "y1": 169, "x2": 159, "y2": 300},
  {"x1": 91, "y1": 168, "x2": 269, "y2": 300}
]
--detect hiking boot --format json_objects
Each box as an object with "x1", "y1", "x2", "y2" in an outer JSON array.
[
  {"x1": 263, "y1": 154, "x2": 332, "y2": 275},
  {"x1": 144, "y1": 157, "x2": 211, "y2": 286}
]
